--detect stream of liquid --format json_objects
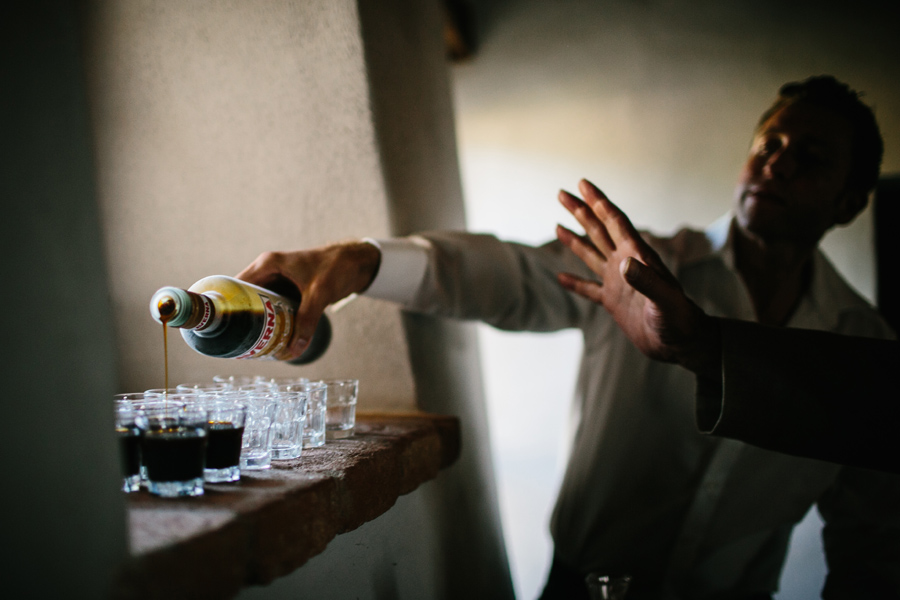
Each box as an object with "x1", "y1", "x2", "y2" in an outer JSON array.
[{"x1": 163, "y1": 320, "x2": 169, "y2": 393}]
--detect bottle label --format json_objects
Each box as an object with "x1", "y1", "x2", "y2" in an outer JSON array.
[
  {"x1": 235, "y1": 294, "x2": 278, "y2": 359},
  {"x1": 195, "y1": 294, "x2": 215, "y2": 331}
]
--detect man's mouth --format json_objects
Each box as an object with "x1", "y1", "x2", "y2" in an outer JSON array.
[{"x1": 745, "y1": 187, "x2": 786, "y2": 206}]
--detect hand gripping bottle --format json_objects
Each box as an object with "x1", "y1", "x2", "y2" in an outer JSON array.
[{"x1": 150, "y1": 275, "x2": 331, "y2": 364}]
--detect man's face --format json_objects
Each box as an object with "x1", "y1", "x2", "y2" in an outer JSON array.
[{"x1": 733, "y1": 101, "x2": 860, "y2": 246}]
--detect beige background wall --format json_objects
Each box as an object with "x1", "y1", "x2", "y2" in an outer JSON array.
[{"x1": 85, "y1": 0, "x2": 416, "y2": 407}]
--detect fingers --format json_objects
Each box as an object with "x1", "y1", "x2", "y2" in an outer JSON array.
[
  {"x1": 620, "y1": 257, "x2": 664, "y2": 302},
  {"x1": 558, "y1": 189, "x2": 615, "y2": 256},
  {"x1": 556, "y1": 224, "x2": 608, "y2": 276},
  {"x1": 290, "y1": 290, "x2": 326, "y2": 357},
  {"x1": 621, "y1": 256, "x2": 683, "y2": 314},
  {"x1": 236, "y1": 250, "x2": 321, "y2": 358},
  {"x1": 578, "y1": 179, "x2": 641, "y2": 245},
  {"x1": 557, "y1": 272, "x2": 606, "y2": 305},
  {"x1": 236, "y1": 251, "x2": 286, "y2": 288}
]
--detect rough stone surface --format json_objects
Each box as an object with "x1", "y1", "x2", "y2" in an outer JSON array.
[{"x1": 113, "y1": 413, "x2": 460, "y2": 599}]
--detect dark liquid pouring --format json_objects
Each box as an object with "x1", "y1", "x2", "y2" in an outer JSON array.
[{"x1": 157, "y1": 297, "x2": 176, "y2": 395}]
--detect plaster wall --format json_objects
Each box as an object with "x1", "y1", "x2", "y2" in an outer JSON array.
[{"x1": 84, "y1": 0, "x2": 416, "y2": 407}]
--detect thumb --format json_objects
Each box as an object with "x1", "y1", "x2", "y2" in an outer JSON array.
[
  {"x1": 621, "y1": 257, "x2": 673, "y2": 306},
  {"x1": 290, "y1": 296, "x2": 325, "y2": 358}
]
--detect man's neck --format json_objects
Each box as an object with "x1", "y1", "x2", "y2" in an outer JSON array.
[{"x1": 732, "y1": 225, "x2": 817, "y2": 326}]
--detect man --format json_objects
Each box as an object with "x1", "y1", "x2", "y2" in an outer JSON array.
[
  {"x1": 238, "y1": 76, "x2": 899, "y2": 599},
  {"x1": 556, "y1": 180, "x2": 900, "y2": 474}
]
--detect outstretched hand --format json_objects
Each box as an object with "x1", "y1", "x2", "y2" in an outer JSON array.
[
  {"x1": 236, "y1": 241, "x2": 381, "y2": 359},
  {"x1": 556, "y1": 179, "x2": 720, "y2": 378}
]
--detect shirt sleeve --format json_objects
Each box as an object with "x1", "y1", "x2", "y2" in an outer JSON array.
[
  {"x1": 362, "y1": 231, "x2": 600, "y2": 332},
  {"x1": 360, "y1": 237, "x2": 430, "y2": 305}
]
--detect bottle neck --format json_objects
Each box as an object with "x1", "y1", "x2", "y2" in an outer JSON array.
[{"x1": 150, "y1": 287, "x2": 216, "y2": 330}]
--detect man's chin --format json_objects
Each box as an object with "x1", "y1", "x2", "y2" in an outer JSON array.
[{"x1": 735, "y1": 210, "x2": 790, "y2": 243}]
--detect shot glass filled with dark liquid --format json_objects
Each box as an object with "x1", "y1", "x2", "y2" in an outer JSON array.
[
  {"x1": 136, "y1": 405, "x2": 208, "y2": 497},
  {"x1": 114, "y1": 400, "x2": 142, "y2": 493},
  {"x1": 193, "y1": 398, "x2": 248, "y2": 483}
]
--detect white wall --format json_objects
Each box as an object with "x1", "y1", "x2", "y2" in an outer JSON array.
[
  {"x1": 452, "y1": 1, "x2": 899, "y2": 598},
  {"x1": 85, "y1": 0, "x2": 416, "y2": 406}
]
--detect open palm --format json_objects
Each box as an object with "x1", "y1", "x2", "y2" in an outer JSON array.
[{"x1": 556, "y1": 179, "x2": 711, "y2": 371}]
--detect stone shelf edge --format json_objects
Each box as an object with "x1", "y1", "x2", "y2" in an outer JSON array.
[{"x1": 114, "y1": 412, "x2": 461, "y2": 599}]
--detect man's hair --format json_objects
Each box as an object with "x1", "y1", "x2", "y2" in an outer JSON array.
[{"x1": 757, "y1": 75, "x2": 883, "y2": 194}]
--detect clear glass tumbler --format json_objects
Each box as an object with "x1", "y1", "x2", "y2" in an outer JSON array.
[
  {"x1": 176, "y1": 382, "x2": 230, "y2": 395},
  {"x1": 269, "y1": 391, "x2": 307, "y2": 460},
  {"x1": 300, "y1": 381, "x2": 326, "y2": 448},
  {"x1": 240, "y1": 395, "x2": 278, "y2": 470},
  {"x1": 321, "y1": 379, "x2": 358, "y2": 440}
]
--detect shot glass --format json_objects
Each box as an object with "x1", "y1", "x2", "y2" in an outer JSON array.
[
  {"x1": 120, "y1": 396, "x2": 187, "y2": 483},
  {"x1": 269, "y1": 391, "x2": 307, "y2": 460},
  {"x1": 213, "y1": 375, "x2": 264, "y2": 389},
  {"x1": 264, "y1": 377, "x2": 310, "y2": 391},
  {"x1": 321, "y1": 379, "x2": 358, "y2": 440},
  {"x1": 194, "y1": 398, "x2": 248, "y2": 483},
  {"x1": 300, "y1": 381, "x2": 326, "y2": 448},
  {"x1": 240, "y1": 395, "x2": 278, "y2": 470},
  {"x1": 136, "y1": 405, "x2": 209, "y2": 497},
  {"x1": 114, "y1": 392, "x2": 147, "y2": 404},
  {"x1": 114, "y1": 400, "x2": 141, "y2": 493},
  {"x1": 585, "y1": 574, "x2": 632, "y2": 600},
  {"x1": 176, "y1": 382, "x2": 230, "y2": 395},
  {"x1": 144, "y1": 388, "x2": 203, "y2": 402}
]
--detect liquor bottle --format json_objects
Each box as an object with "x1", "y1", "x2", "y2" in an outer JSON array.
[{"x1": 149, "y1": 275, "x2": 331, "y2": 365}]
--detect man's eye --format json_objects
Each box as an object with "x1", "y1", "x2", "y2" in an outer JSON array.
[
  {"x1": 754, "y1": 137, "x2": 780, "y2": 157},
  {"x1": 797, "y1": 151, "x2": 828, "y2": 168},
  {"x1": 759, "y1": 138, "x2": 781, "y2": 155}
]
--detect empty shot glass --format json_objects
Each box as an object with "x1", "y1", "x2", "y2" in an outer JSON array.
[
  {"x1": 240, "y1": 395, "x2": 278, "y2": 470},
  {"x1": 213, "y1": 375, "x2": 264, "y2": 389},
  {"x1": 176, "y1": 382, "x2": 230, "y2": 395},
  {"x1": 300, "y1": 381, "x2": 326, "y2": 448},
  {"x1": 136, "y1": 405, "x2": 209, "y2": 497},
  {"x1": 269, "y1": 391, "x2": 307, "y2": 460},
  {"x1": 195, "y1": 398, "x2": 248, "y2": 483},
  {"x1": 264, "y1": 377, "x2": 310, "y2": 391},
  {"x1": 114, "y1": 400, "x2": 141, "y2": 493},
  {"x1": 321, "y1": 379, "x2": 358, "y2": 440}
]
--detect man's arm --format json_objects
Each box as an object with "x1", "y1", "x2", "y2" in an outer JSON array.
[{"x1": 236, "y1": 227, "x2": 592, "y2": 360}]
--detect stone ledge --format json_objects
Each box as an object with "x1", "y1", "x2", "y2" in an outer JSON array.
[{"x1": 113, "y1": 412, "x2": 461, "y2": 599}]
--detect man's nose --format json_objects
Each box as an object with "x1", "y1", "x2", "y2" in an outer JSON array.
[{"x1": 763, "y1": 146, "x2": 796, "y2": 179}]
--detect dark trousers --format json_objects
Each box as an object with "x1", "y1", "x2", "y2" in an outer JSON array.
[{"x1": 536, "y1": 556, "x2": 590, "y2": 600}]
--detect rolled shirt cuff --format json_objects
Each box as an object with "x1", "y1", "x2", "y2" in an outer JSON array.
[{"x1": 361, "y1": 237, "x2": 430, "y2": 305}]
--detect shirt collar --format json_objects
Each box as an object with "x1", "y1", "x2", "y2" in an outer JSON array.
[{"x1": 690, "y1": 213, "x2": 869, "y2": 330}]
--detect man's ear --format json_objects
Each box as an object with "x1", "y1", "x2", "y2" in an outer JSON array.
[{"x1": 834, "y1": 189, "x2": 869, "y2": 225}]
